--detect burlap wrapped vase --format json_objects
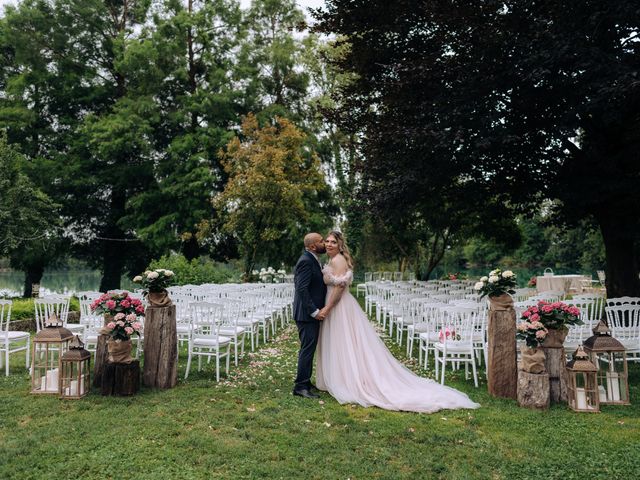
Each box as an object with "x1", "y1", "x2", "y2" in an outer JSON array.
[
  {"x1": 147, "y1": 289, "x2": 172, "y2": 307},
  {"x1": 520, "y1": 345, "x2": 546, "y2": 374},
  {"x1": 107, "y1": 339, "x2": 134, "y2": 364},
  {"x1": 542, "y1": 327, "x2": 568, "y2": 349}
]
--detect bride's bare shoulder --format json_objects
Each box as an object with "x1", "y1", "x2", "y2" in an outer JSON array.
[{"x1": 329, "y1": 254, "x2": 349, "y2": 273}]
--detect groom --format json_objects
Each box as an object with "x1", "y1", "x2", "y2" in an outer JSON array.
[{"x1": 292, "y1": 232, "x2": 328, "y2": 399}]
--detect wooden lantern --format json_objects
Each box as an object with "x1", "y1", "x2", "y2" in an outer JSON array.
[
  {"x1": 60, "y1": 335, "x2": 91, "y2": 399},
  {"x1": 583, "y1": 320, "x2": 630, "y2": 405},
  {"x1": 566, "y1": 345, "x2": 599, "y2": 412},
  {"x1": 31, "y1": 314, "x2": 73, "y2": 394}
]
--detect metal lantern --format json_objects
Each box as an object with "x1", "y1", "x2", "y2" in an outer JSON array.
[
  {"x1": 31, "y1": 314, "x2": 73, "y2": 394},
  {"x1": 583, "y1": 320, "x2": 630, "y2": 405},
  {"x1": 60, "y1": 336, "x2": 91, "y2": 399},
  {"x1": 566, "y1": 345, "x2": 600, "y2": 413}
]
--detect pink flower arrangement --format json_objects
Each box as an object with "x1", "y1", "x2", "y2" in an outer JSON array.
[
  {"x1": 516, "y1": 319, "x2": 549, "y2": 348},
  {"x1": 90, "y1": 291, "x2": 145, "y2": 340},
  {"x1": 519, "y1": 300, "x2": 582, "y2": 337},
  {"x1": 438, "y1": 327, "x2": 461, "y2": 343}
]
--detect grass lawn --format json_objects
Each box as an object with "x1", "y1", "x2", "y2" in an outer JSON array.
[{"x1": 1, "y1": 294, "x2": 639, "y2": 480}]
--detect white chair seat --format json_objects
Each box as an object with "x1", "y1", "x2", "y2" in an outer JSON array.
[
  {"x1": 176, "y1": 324, "x2": 192, "y2": 333},
  {"x1": 193, "y1": 336, "x2": 231, "y2": 347},
  {"x1": 65, "y1": 323, "x2": 86, "y2": 334},
  {"x1": 4, "y1": 331, "x2": 30, "y2": 341},
  {"x1": 419, "y1": 331, "x2": 441, "y2": 341},
  {"x1": 219, "y1": 326, "x2": 245, "y2": 335},
  {"x1": 434, "y1": 341, "x2": 474, "y2": 353}
]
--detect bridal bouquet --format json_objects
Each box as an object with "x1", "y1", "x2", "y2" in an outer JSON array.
[
  {"x1": 474, "y1": 268, "x2": 517, "y2": 298},
  {"x1": 90, "y1": 292, "x2": 145, "y2": 317}
]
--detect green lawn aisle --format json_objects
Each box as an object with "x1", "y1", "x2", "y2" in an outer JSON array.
[{"x1": 0, "y1": 294, "x2": 638, "y2": 479}]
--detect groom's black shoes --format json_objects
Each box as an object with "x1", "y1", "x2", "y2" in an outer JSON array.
[
  {"x1": 308, "y1": 384, "x2": 321, "y2": 394},
  {"x1": 293, "y1": 388, "x2": 319, "y2": 399}
]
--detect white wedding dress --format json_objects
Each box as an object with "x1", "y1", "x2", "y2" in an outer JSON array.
[{"x1": 316, "y1": 265, "x2": 480, "y2": 413}]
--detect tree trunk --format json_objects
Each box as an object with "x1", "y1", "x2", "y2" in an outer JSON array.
[
  {"x1": 22, "y1": 263, "x2": 44, "y2": 298},
  {"x1": 182, "y1": 234, "x2": 200, "y2": 261},
  {"x1": 143, "y1": 305, "x2": 178, "y2": 389},
  {"x1": 597, "y1": 213, "x2": 640, "y2": 298},
  {"x1": 99, "y1": 192, "x2": 127, "y2": 292}
]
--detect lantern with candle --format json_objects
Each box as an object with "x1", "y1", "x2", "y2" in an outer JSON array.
[
  {"x1": 583, "y1": 320, "x2": 630, "y2": 405},
  {"x1": 30, "y1": 314, "x2": 73, "y2": 394},
  {"x1": 566, "y1": 345, "x2": 599, "y2": 412},
  {"x1": 60, "y1": 335, "x2": 91, "y2": 399}
]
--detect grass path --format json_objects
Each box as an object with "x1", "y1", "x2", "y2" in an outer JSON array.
[{"x1": 1, "y1": 296, "x2": 639, "y2": 479}]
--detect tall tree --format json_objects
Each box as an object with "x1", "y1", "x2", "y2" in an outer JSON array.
[
  {"x1": 124, "y1": 0, "x2": 250, "y2": 260},
  {"x1": 314, "y1": 1, "x2": 640, "y2": 296},
  {"x1": 215, "y1": 113, "x2": 329, "y2": 277}
]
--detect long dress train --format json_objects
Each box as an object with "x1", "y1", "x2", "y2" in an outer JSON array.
[{"x1": 316, "y1": 267, "x2": 480, "y2": 413}]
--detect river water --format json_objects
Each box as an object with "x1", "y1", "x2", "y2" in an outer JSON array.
[{"x1": 0, "y1": 270, "x2": 135, "y2": 297}]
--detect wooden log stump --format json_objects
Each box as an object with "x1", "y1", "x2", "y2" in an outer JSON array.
[
  {"x1": 487, "y1": 294, "x2": 518, "y2": 399},
  {"x1": 143, "y1": 305, "x2": 178, "y2": 389},
  {"x1": 93, "y1": 333, "x2": 110, "y2": 388},
  {"x1": 101, "y1": 360, "x2": 140, "y2": 396},
  {"x1": 542, "y1": 346, "x2": 568, "y2": 403},
  {"x1": 518, "y1": 371, "x2": 550, "y2": 410}
]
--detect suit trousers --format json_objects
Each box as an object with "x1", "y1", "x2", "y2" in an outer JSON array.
[{"x1": 294, "y1": 320, "x2": 320, "y2": 391}]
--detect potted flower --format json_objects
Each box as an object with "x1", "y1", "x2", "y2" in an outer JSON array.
[
  {"x1": 133, "y1": 269, "x2": 174, "y2": 307},
  {"x1": 90, "y1": 292, "x2": 144, "y2": 363},
  {"x1": 521, "y1": 301, "x2": 582, "y2": 348},
  {"x1": 527, "y1": 276, "x2": 537, "y2": 288},
  {"x1": 474, "y1": 268, "x2": 517, "y2": 299},
  {"x1": 516, "y1": 318, "x2": 549, "y2": 373},
  {"x1": 475, "y1": 268, "x2": 518, "y2": 399}
]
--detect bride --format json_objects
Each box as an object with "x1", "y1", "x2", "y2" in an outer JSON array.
[{"x1": 315, "y1": 231, "x2": 480, "y2": 413}]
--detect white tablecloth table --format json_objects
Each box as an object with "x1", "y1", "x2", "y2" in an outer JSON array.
[{"x1": 536, "y1": 275, "x2": 589, "y2": 293}]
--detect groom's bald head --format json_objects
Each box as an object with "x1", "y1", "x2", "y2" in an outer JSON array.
[{"x1": 304, "y1": 232, "x2": 323, "y2": 249}]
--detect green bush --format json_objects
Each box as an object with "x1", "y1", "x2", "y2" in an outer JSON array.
[{"x1": 147, "y1": 254, "x2": 242, "y2": 285}]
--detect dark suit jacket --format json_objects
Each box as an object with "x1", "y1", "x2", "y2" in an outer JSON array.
[{"x1": 293, "y1": 250, "x2": 327, "y2": 323}]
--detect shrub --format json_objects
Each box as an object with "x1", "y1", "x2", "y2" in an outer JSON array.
[{"x1": 147, "y1": 254, "x2": 241, "y2": 285}]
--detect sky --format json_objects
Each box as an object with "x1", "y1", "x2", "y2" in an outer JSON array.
[{"x1": 0, "y1": 0, "x2": 327, "y2": 18}]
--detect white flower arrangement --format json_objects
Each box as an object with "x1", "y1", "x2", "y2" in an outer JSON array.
[
  {"x1": 474, "y1": 268, "x2": 517, "y2": 298},
  {"x1": 257, "y1": 266, "x2": 287, "y2": 283},
  {"x1": 133, "y1": 268, "x2": 175, "y2": 292}
]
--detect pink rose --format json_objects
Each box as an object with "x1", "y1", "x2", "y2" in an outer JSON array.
[
  {"x1": 114, "y1": 313, "x2": 125, "y2": 320},
  {"x1": 132, "y1": 322, "x2": 142, "y2": 331},
  {"x1": 106, "y1": 322, "x2": 116, "y2": 330},
  {"x1": 531, "y1": 307, "x2": 539, "y2": 314},
  {"x1": 106, "y1": 300, "x2": 116, "y2": 310},
  {"x1": 542, "y1": 305, "x2": 553, "y2": 314},
  {"x1": 125, "y1": 327, "x2": 134, "y2": 335},
  {"x1": 530, "y1": 314, "x2": 540, "y2": 322},
  {"x1": 535, "y1": 330, "x2": 547, "y2": 339},
  {"x1": 126, "y1": 313, "x2": 137, "y2": 322},
  {"x1": 121, "y1": 299, "x2": 131, "y2": 308},
  {"x1": 522, "y1": 310, "x2": 531, "y2": 318},
  {"x1": 551, "y1": 302, "x2": 561, "y2": 309},
  {"x1": 116, "y1": 320, "x2": 125, "y2": 327},
  {"x1": 136, "y1": 305, "x2": 145, "y2": 314}
]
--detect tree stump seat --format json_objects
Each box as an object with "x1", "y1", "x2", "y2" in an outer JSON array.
[{"x1": 101, "y1": 360, "x2": 140, "y2": 396}]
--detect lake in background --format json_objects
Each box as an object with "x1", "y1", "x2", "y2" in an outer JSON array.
[{"x1": 0, "y1": 270, "x2": 134, "y2": 297}]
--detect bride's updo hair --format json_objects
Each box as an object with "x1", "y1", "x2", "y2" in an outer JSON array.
[{"x1": 327, "y1": 230, "x2": 354, "y2": 269}]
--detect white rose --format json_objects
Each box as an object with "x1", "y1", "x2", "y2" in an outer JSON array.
[
  {"x1": 277, "y1": 269, "x2": 285, "y2": 274},
  {"x1": 489, "y1": 269, "x2": 499, "y2": 276},
  {"x1": 147, "y1": 271, "x2": 159, "y2": 280},
  {"x1": 260, "y1": 268, "x2": 266, "y2": 273},
  {"x1": 156, "y1": 268, "x2": 166, "y2": 273},
  {"x1": 474, "y1": 282, "x2": 484, "y2": 291},
  {"x1": 252, "y1": 270, "x2": 259, "y2": 275},
  {"x1": 165, "y1": 270, "x2": 174, "y2": 277},
  {"x1": 502, "y1": 270, "x2": 514, "y2": 278},
  {"x1": 488, "y1": 275, "x2": 499, "y2": 283},
  {"x1": 480, "y1": 276, "x2": 488, "y2": 282},
  {"x1": 133, "y1": 275, "x2": 142, "y2": 282}
]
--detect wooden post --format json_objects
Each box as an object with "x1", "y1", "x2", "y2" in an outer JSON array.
[
  {"x1": 517, "y1": 371, "x2": 550, "y2": 410},
  {"x1": 143, "y1": 305, "x2": 178, "y2": 389},
  {"x1": 93, "y1": 334, "x2": 109, "y2": 388},
  {"x1": 541, "y1": 328, "x2": 568, "y2": 403},
  {"x1": 101, "y1": 360, "x2": 140, "y2": 396},
  {"x1": 487, "y1": 294, "x2": 518, "y2": 399}
]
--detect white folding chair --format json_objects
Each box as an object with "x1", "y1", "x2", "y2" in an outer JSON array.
[
  {"x1": 0, "y1": 300, "x2": 30, "y2": 376},
  {"x1": 185, "y1": 302, "x2": 231, "y2": 381},
  {"x1": 433, "y1": 307, "x2": 479, "y2": 387},
  {"x1": 605, "y1": 304, "x2": 640, "y2": 361}
]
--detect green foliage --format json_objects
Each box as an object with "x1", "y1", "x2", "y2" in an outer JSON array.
[
  {"x1": 0, "y1": 297, "x2": 638, "y2": 479},
  {"x1": 148, "y1": 254, "x2": 241, "y2": 285},
  {"x1": 215, "y1": 114, "x2": 330, "y2": 276},
  {"x1": 0, "y1": 135, "x2": 60, "y2": 258}
]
